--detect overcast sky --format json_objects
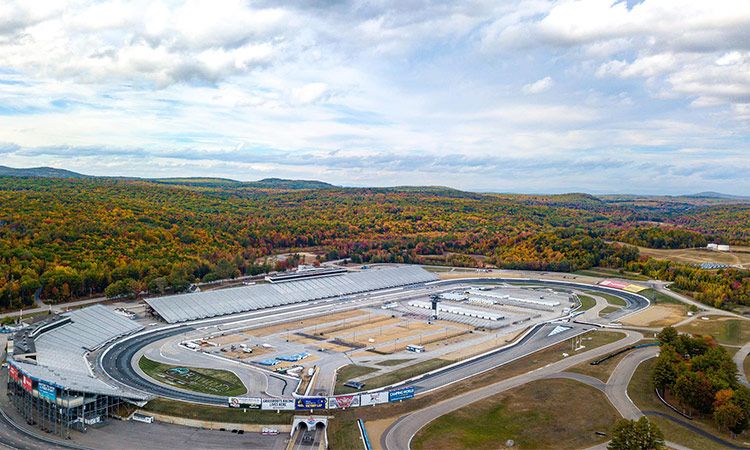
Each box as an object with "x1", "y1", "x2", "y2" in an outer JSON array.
[{"x1": 1, "y1": 1, "x2": 749, "y2": 194}]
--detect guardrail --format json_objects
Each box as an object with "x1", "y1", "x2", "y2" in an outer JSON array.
[{"x1": 357, "y1": 419, "x2": 372, "y2": 450}]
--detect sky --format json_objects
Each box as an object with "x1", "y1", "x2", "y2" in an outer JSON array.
[{"x1": 0, "y1": 0, "x2": 749, "y2": 195}]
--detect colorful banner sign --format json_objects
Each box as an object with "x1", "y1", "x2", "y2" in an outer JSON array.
[
  {"x1": 295, "y1": 397, "x2": 327, "y2": 410},
  {"x1": 22, "y1": 375, "x2": 32, "y2": 392},
  {"x1": 261, "y1": 398, "x2": 296, "y2": 411},
  {"x1": 228, "y1": 397, "x2": 261, "y2": 409},
  {"x1": 388, "y1": 386, "x2": 415, "y2": 402},
  {"x1": 38, "y1": 382, "x2": 57, "y2": 402},
  {"x1": 360, "y1": 391, "x2": 389, "y2": 406},
  {"x1": 328, "y1": 395, "x2": 360, "y2": 409},
  {"x1": 8, "y1": 365, "x2": 18, "y2": 382}
]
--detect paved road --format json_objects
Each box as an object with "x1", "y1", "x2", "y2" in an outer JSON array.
[
  {"x1": 734, "y1": 341, "x2": 750, "y2": 387},
  {"x1": 381, "y1": 329, "x2": 644, "y2": 450}
]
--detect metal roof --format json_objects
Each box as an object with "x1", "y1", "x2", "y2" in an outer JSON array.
[
  {"x1": 9, "y1": 305, "x2": 146, "y2": 400},
  {"x1": 146, "y1": 266, "x2": 438, "y2": 323}
]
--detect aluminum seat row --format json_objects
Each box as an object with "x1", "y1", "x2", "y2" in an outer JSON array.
[{"x1": 147, "y1": 266, "x2": 438, "y2": 323}]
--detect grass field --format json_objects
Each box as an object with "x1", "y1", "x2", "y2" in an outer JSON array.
[
  {"x1": 376, "y1": 358, "x2": 415, "y2": 366},
  {"x1": 584, "y1": 290, "x2": 627, "y2": 307},
  {"x1": 327, "y1": 330, "x2": 627, "y2": 447},
  {"x1": 577, "y1": 294, "x2": 597, "y2": 311},
  {"x1": 139, "y1": 356, "x2": 246, "y2": 396},
  {"x1": 677, "y1": 316, "x2": 750, "y2": 346},
  {"x1": 335, "y1": 358, "x2": 452, "y2": 394},
  {"x1": 567, "y1": 340, "x2": 652, "y2": 382},
  {"x1": 328, "y1": 419, "x2": 361, "y2": 449},
  {"x1": 412, "y1": 378, "x2": 618, "y2": 450},
  {"x1": 333, "y1": 364, "x2": 380, "y2": 394},
  {"x1": 628, "y1": 358, "x2": 744, "y2": 449},
  {"x1": 142, "y1": 398, "x2": 292, "y2": 424},
  {"x1": 640, "y1": 288, "x2": 687, "y2": 306},
  {"x1": 598, "y1": 306, "x2": 620, "y2": 317}
]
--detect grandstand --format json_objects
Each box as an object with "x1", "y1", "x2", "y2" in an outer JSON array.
[
  {"x1": 146, "y1": 266, "x2": 437, "y2": 323},
  {"x1": 7, "y1": 305, "x2": 147, "y2": 438}
]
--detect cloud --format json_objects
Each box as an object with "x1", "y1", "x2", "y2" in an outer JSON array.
[
  {"x1": 522, "y1": 76, "x2": 554, "y2": 94},
  {"x1": 0, "y1": 0, "x2": 748, "y2": 195}
]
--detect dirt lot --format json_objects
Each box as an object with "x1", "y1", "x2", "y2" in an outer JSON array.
[
  {"x1": 621, "y1": 304, "x2": 688, "y2": 327},
  {"x1": 318, "y1": 314, "x2": 396, "y2": 337},
  {"x1": 222, "y1": 345, "x2": 273, "y2": 359},
  {"x1": 366, "y1": 417, "x2": 397, "y2": 450},
  {"x1": 324, "y1": 317, "x2": 402, "y2": 339},
  {"x1": 244, "y1": 309, "x2": 367, "y2": 337},
  {"x1": 288, "y1": 335, "x2": 352, "y2": 352},
  {"x1": 210, "y1": 334, "x2": 247, "y2": 345},
  {"x1": 440, "y1": 330, "x2": 522, "y2": 361},
  {"x1": 423, "y1": 330, "x2": 477, "y2": 351}
]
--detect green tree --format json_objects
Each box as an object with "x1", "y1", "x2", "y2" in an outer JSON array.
[
  {"x1": 104, "y1": 278, "x2": 137, "y2": 299},
  {"x1": 652, "y1": 347, "x2": 681, "y2": 391},
  {"x1": 608, "y1": 417, "x2": 665, "y2": 450},
  {"x1": 657, "y1": 326, "x2": 678, "y2": 347},
  {"x1": 673, "y1": 371, "x2": 714, "y2": 415},
  {"x1": 713, "y1": 402, "x2": 746, "y2": 435}
]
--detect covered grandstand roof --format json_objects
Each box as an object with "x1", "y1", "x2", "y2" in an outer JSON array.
[
  {"x1": 10, "y1": 305, "x2": 146, "y2": 399},
  {"x1": 146, "y1": 265, "x2": 438, "y2": 323}
]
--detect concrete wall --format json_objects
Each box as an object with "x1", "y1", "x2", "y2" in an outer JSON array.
[{"x1": 136, "y1": 410, "x2": 291, "y2": 433}]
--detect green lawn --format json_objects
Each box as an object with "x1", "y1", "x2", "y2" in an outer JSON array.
[
  {"x1": 677, "y1": 316, "x2": 750, "y2": 346},
  {"x1": 639, "y1": 288, "x2": 686, "y2": 305},
  {"x1": 328, "y1": 419, "x2": 361, "y2": 449},
  {"x1": 375, "y1": 358, "x2": 415, "y2": 366},
  {"x1": 598, "y1": 306, "x2": 620, "y2": 317},
  {"x1": 335, "y1": 359, "x2": 452, "y2": 394},
  {"x1": 334, "y1": 364, "x2": 380, "y2": 394},
  {"x1": 567, "y1": 340, "x2": 652, "y2": 382},
  {"x1": 328, "y1": 330, "x2": 627, "y2": 448},
  {"x1": 139, "y1": 356, "x2": 246, "y2": 396},
  {"x1": 143, "y1": 398, "x2": 291, "y2": 424},
  {"x1": 412, "y1": 379, "x2": 618, "y2": 450},
  {"x1": 583, "y1": 290, "x2": 627, "y2": 307},
  {"x1": 577, "y1": 294, "x2": 597, "y2": 311}
]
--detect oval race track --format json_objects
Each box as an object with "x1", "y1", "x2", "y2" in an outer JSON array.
[{"x1": 98, "y1": 277, "x2": 649, "y2": 406}]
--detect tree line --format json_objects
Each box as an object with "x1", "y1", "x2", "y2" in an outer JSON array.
[{"x1": 0, "y1": 177, "x2": 748, "y2": 310}]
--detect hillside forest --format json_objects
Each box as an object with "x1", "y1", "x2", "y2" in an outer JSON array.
[{"x1": 0, "y1": 177, "x2": 748, "y2": 310}]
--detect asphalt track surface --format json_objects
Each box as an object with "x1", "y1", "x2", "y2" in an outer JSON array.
[{"x1": 99, "y1": 277, "x2": 649, "y2": 406}]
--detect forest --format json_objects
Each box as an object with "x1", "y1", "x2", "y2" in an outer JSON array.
[
  {"x1": 0, "y1": 177, "x2": 748, "y2": 310},
  {"x1": 653, "y1": 327, "x2": 750, "y2": 435}
]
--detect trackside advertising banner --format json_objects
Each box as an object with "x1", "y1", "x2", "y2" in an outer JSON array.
[
  {"x1": 8, "y1": 365, "x2": 18, "y2": 382},
  {"x1": 388, "y1": 386, "x2": 415, "y2": 402},
  {"x1": 22, "y1": 375, "x2": 32, "y2": 392},
  {"x1": 295, "y1": 397, "x2": 327, "y2": 410},
  {"x1": 261, "y1": 398, "x2": 295, "y2": 411},
  {"x1": 360, "y1": 391, "x2": 389, "y2": 406},
  {"x1": 228, "y1": 397, "x2": 261, "y2": 409},
  {"x1": 328, "y1": 395, "x2": 360, "y2": 409},
  {"x1": 38, "y1": 382, "x2": 57, "y2": 402}
]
